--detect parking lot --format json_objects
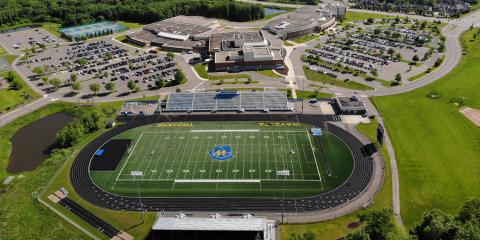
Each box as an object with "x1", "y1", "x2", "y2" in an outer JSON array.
[
  {"x1": 0, "y1": 28, "x2": 65, "y2": 55},
  {"x1": 14, "y1": 38, "x2": 180, "y2": 97},
  {"x1": 301, "y1": 18, "x2": 443, "y2": 88}
]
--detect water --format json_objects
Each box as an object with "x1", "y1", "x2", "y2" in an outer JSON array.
[
  {"x1": 264, "y1": 8, "x2": 287, "y2": 16},
  {"x1": 7, "y1": 112, "x2": 74, "y2": 173},
  {"x1": 0, "y1": 56, "x2": 10, "y2": 72}
]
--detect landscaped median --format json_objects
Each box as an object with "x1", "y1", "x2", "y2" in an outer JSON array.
[{"x1": 303, "y1": 66, "x2": 375, "y2": 91}]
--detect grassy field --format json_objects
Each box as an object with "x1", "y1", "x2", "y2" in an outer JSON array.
[
  {"x1": 91, "y1": 121, "x2": 354, "y2": 197},
  {"x1": 373, "y1": 29, "x2": 480, "y2": 227},
  {"x1": 118, "y1": 21, "x2": 144, "y2": 29},
  {"x1": 0, "y1": 103, "x2": 88, "y2": 239},
  {"x1": 194, "y1": 63, "x2": 254, "y2": 81},
  {"x1": 0, "y1": 70, "x2": 41, "y2": 113},
  {"x1": 295, "y1": 90, "x2": 333, "y2": 99},
  {"x1": 342, "y1": 12, "x2": 398, "y2": 23},
  {"x1": 281, "y1": 118, "x2": 394, "y2": 239},
  {"x1": 292, "y1": 34, "x2": 320, "y2": 44},
  {"x1": 303, "y1": 67, "x2": 374, "y2": 90},
  {"x1": 256, "y1": 69, "x2": 284, "y2": 78}
]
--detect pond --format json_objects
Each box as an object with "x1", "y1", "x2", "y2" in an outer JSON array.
[
  {"x1": 264, "y1": 7, "x2": 287, "y2": 16},
  {"x1": 7, "y1": 112, "x2": 74, "y2": 173},
  {"x1": 0, "y1": 56, "x2": 10, "y2": 72}
]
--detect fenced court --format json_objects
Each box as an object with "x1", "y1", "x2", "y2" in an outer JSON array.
[
  {"x1": 60, "y1": 21, "x2": 127, "y2": 39},
  {"x1": 90, "y1": 121, "x2": 354, "y2": 198}
]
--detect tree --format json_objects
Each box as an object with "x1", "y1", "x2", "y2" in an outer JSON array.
[
  {"x1": 70, "y1": 73, "x2": 78, "y2": 83},
  {"x1": 32, "y1": 66, "x2": 44, "y2": 76},
  {"x1": 40, "y1": 76, "x2": 49, "y2": 86},
  {"x1": 412, "y1": 209, "x2": 458, "y2": 240},
  {"x1": 176, "y1": 87, "x2": 181, "y2": 92},
  {"x1": 89, "y1": 83, "x2": 100, "y2": 95},
  {"x1": 387, "y1": 48, "x2": 395, "y2": 56},
  {"x1": 127, "y1": 80, "x2": 136, "y2": 93},
  {"x1": 167, "y1": 51, "x2": 175, "y2": 59},
  {"x1": 105, "y1": 82, "x2": 115, "y2": 92},
  {"x1": 412, "y1": 55, "x2": 420, "y2": 62},
  {"x1": 458, "y1": 198, "x2": 480, "y2": 225},
  {"x1": 346, "y1": 230, "x2": 371, "y2": 240},
  {"x1": 155, "y1": 78, "x2": 165, "y2": 89},
  {"x1": 71, "y1": 82, "x2": 81, "y2": 93},
  {"x1": 6, "y1": 71, "x2": 14, "y2": 82},
  {"x1": 54, "y1": 120, "x2": 85, "y2": 148},
  {"x1": 10, "y1": 80, "x2": 23, "y2": 90},
  {"x1": 395, "y1": 73, "x2": 402, "y2": 82},
  {"x1": 370, "y1": 68, "x2": 378, "y2": 78},
  {"x1": 358, "y1": 209, "x2": 397, "y2": 240},
  {"x1": 366, "y1": 18, "x2": 375, "y2": 24},
  {"x1": 49, "y1": 78, "x2": 62, "y2": 90}
]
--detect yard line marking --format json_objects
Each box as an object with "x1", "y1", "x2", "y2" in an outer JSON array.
[
  {"x1": 135, "y1": 130, "x2": 158, "y2": 181},
  {"x1": 143, "y1": 132, "x2": 164, "y2": 179},
  {"x1": 175, "y1": 179, "x2": 261, "y2": 183},
  {"x1": 158, "y1": 133, "x2": 177, "y2": 179},
  {"x1": 165, "y1": 132, "x2": 179, "y2": 180},
  {"x1": 182, "y1": 132, "x2": 200, "y2": 179},
  {"x1": 293, "y1": 133, "x2": 305, "y2": 180},
  {"x1": 191, "y1": 129, "x2": 260, "y2": 132},
  {"x1": 191, "y1": 133, "x2": 205, "y2": 180},
  {"x1": 115, "y1": 127, "x2": 145, "y2": 182},
  {"x1": 307, "y1": 131, "x2": 322, "y2": 182},
  {"x1": 284, "y1": 132, "x2": 296, "y2": 180},
  {"x1": 153, "y1": 133, "x2": 169, "y2": 180},
  {"x1": 271, "y1": 132, "x2": 278, "y2": 180}
]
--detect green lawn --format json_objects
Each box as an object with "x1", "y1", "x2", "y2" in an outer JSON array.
[
  {"x1": 303, "y1": 67, "x2": 374, "y2": 90},
  {"x1": 194, "y1": 63, "x2": 254, "y2": 81},
  {"x1": 91, "y1": 121, "x2": 354, "y2": 197},
  {"x1": 373, "y1": 29, "x2": 480, "y2": 227},
  {"x1": 292, "y1": 34, "x2": 320, "y2": 44},
  {"x1": 341, "y1": 12, "x2": 398, "y2": 23},
  {"x1": 0, "y1": 103, "x2": 88, "y2": 239},
  {"x1": 0, "y1": 70, "x2": 41, "y2": 113},
  {"x1": 281, "y1": 118, "x2": 394, "y2": 239},
  {"x1": 295, "y1": 90, "x2": 333, "y2": 99},
  {"x1": 118, "y1": 21, "x2": 144, "y2": 29},
  {"x1": 256, "y1": 69, "x2": 284, "y2": 78}
]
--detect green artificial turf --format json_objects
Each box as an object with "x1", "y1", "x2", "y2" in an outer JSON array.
[
  {"x1": 373, "y1": 29, "x2": 480, "y2": 227},
  {"x1": 280, "y1": 118, "x2": 395, "y2": 239},
  {"x1": 91, "y1": 121, "x2": 354, "y2": 197}
]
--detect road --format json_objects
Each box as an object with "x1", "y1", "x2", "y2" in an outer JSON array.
[{"x1": 1, "y1": 2, "x2": 479, "y2": 229}]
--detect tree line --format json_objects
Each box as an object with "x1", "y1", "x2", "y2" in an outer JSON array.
[
  {"x1": 0, "y1": 0, "x2": 265, "y2": 28},
  {"x1": 54, "y1": 105, "x2": 117, "y2": 148},
  {"x1": 288, "y1": 198, "x2": 480, "y2": 240}
]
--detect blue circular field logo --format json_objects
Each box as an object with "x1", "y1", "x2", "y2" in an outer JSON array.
[{"x1": 209, "y1": 145, "x2": 234, "y2": 161}]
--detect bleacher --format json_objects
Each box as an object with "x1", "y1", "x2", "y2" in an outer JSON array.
[{"x1": 165, "y1": 91, "x2": 291, "y2": 112}]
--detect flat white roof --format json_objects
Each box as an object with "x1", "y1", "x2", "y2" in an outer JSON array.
[{"x1": 152, "y1": 217, "x2": 273, "y2": 231}]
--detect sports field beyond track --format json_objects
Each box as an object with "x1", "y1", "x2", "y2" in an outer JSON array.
[{"x1": 90, "y1": 121, "x2": 353, "y2": 197}]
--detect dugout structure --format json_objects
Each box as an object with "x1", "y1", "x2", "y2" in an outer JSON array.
[{"x1": 71, "y1": 114, "x2": 374, "y2": 214}]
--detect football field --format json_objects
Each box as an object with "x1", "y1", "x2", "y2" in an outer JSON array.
[{"x1": 90, "y1": 121, "x2": 353, "y2": 197}]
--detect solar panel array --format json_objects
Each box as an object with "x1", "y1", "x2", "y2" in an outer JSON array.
[{"x1": 165, "y1": 92, "x2": 290, "y2": 112}]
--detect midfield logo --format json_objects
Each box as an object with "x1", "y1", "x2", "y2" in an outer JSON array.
[{"x1": 209, "y1": 145, "x2": 234, "y2": 161}]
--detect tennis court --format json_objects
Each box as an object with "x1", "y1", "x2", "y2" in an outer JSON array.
[
  {"x1": 90, "y1": 121, "x2": 354, "y2": 197},
  {"x1": 60, "y1": 21, "x2": 127, "y2": 39}
]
